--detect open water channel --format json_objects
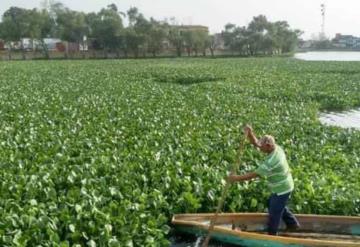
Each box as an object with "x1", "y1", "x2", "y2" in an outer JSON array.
[
  {"x1": 295, "y1": 51, "x2": 360, "y2": 129},
  {"x1": 319, "y1": 109, "x2": 360, "y2": 130},
  {"x1": 294, "y1": 51, "x2": 360, "y2": 61}
]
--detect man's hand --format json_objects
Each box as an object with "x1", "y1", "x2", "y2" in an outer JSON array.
[
  {"x1": 243, "y1": 124, "x2": 261, "y2": 148},
  {"x1": 227, "y1": 172, "x2": 259, "y2": 183},
  {"x1": 243, "y1": 124, "x2": 253, "y2": 136}
]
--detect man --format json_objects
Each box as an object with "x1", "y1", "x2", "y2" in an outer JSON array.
[{"x1": 228, "y1": 125, "x2": 300, "y2": 235}]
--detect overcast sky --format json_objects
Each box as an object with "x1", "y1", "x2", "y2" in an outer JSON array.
[{"x1": 1, "y1": 0, "x2": 359, "y2": 39}]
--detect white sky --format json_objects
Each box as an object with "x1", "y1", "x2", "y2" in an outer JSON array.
[{"x1": 1, "y1": 0, "x2": 360, "y2": 39}]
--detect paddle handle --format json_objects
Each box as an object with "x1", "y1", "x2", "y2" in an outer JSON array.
[{"x1": 202, "y1": 133, "x2": 247, "y2": 247}]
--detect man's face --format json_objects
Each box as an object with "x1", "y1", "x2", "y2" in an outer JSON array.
[{"x1": 259, "y1": 143, "x2": 274, "y2": 153}]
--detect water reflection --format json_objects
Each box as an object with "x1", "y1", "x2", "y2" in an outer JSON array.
[{"x1": 319, "y1": 108, "x2": 360, "y2": 129}]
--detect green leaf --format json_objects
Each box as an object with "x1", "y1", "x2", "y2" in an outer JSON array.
[
  {"x1": 87, "y1": 240, "x2": 96, "y2": 247},
  {"x1": 250, "y1": 198, "x2": 258, "y2": 208},
  {"x1": 69, "y1": 224, "x2": 76, "y2": 233}
]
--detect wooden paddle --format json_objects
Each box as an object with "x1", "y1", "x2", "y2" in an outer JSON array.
[{"x1": 201, "y1": 132, "x2": 247, "y2": 247}]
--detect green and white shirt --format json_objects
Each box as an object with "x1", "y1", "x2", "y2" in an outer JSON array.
[{"x1": 255, "y1": 145, "x2": 294, "y2": 195}]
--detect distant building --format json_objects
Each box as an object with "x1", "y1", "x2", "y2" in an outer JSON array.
[
  {"x1": 213, "y1": 33, "x2": 225, "y2": 50},
  {"x1": 332, "y1": 33, "x2": 360, "y2": 49},
  {"x1": 2, "y1": 38, "x2": 62, "y2": 51},
  {"x1": 43, "y1": 38, "x2": 62, "y2": 51},
  {"x1": 176, "y1": 25, "x2": 209, "y2": 34},
  {"x1": 80, "y1": 36, "x2": 88, "y2": 51},
  {"x1": 298, "y1": 39, "x2": 314, "y2": 49}
]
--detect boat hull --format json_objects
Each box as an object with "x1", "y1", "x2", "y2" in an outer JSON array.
[
  {"x1": 175, "y1": 225, "x2": 306, "y2": 247},
  {"x1": 172, "y1": 213, "x2": 360, "y2": 247}
]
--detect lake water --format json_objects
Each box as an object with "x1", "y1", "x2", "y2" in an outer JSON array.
[
  {"x1": 296, "y1": 52, "x2": 360, "y2": 130},
  {"x1": 319, "y1": 108, "x2": 360, "y2": 130},
  {"x1": 294, "y1": 51, "x2": 360, "y2": 61}
]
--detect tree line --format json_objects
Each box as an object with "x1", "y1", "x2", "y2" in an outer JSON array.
[
  {"x1": 0, "y1": 2, "x2": 302, "y2": 60},
  {"x1": 223, "y1": 16, "x2": 302, "y2": 56}
]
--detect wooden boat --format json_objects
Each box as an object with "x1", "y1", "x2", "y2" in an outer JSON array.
[{"x1": 172, "y1": 213, "x2": 360, "y2": 247}]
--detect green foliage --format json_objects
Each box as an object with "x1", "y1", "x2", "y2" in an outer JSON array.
[
  {"x1": 56, "y1": 9, "x2": 88, "y2": 44},
  {"x1": 147, "y1": 19, "x2": 168, "y2": 57},
  {"x1": 223, "y1": 15, "x2": 302, "y2": 55},
  {"x1": 0, "y1": 7, "x2": 33, "y2": 59},
  {"x1": 185, "y1": 29, "x2": 209, "y2": 56},
  {"x1": 86, "y1": 5, "x2": 123, "y2": 53},
  {"x1": 0, "y1": 58, "x2": 359, "y2": 245},
  {"x1": 313, "y1": 39, "x2": 333, "y2": 50},
  {"x1": 0, "y1": 4, "x2": 302, "y2": 59},
  {"x1": 1, "y1": 7, "x2": 30, "y2": 41}
]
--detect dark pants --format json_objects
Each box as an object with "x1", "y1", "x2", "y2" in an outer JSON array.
[{"x1": 267, "y1": 192, "x2": 299, "y2": 235}]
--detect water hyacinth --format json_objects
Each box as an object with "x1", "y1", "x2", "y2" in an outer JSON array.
[{"x1": 0, "y1": 58, "x2": 359, "y2": 245}]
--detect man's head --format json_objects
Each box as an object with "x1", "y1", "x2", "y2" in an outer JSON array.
[{"x1": 258, "y1": 135, "x2": 276, "y2": 153}]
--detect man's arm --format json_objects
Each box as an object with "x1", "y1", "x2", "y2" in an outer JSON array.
[
  {"x1": 244, "y1": 125, "x2": 261, "y2": 148},
  {"x1": 227, "y1": 172, "x2": 259, "y2": 183}
]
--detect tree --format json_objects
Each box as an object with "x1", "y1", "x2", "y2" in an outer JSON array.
[
  {"x1": 123, "y1": 27, "x2": 144, "y2": 58},
  {"x1": 222, "y1": 16, "x2": 301, "y2": 56},
  {"x1": 147, "y1": 19, "x2": 167, "y2": 57},
  {"x1": 269, "y1": 21, "x2": 302, "y2": 54},
  {"x1": 182, "y1": 30, "x2": 194, "y2": 56},
  {"x1": 168, "y1": 26, "x2": 183, "y2": 57},
  {"x1": 207, "y1": 34, "x2": 218, "y2": 57},
  {"x1": 27, "y1": 9, "x2": 55, "y2": 59},
  {"x1": 0, "y1": 15, "x2": 17, "y2": 60},
  {"x1": 247, "y1": 15, "x2": 270, "y2": 55},
  {"x1": 192, "y1": 30, "x2": 209, "y2": 56},
  {"x1": 127, "y1": 7, "x2": 139, "y2": 26},
  {"x1": 1, "y1": 7, "x2": 31, "y2": 60},
  {"x1": 248, "y1": 15, "x2": 269, "y2": 32},
  {"x1": 222, "y1": 24, "x2": 248, "y2": 55},
  {"x1": 313, "y1": 39, "x2": 332, "y2": 50},
  {"x1": 0, "y1": 4, "x2": 303, "y2": 60},
  {"x1": 87, "y1": 4, "x2": 123, "y2": 58},
  {"x1": 55, "y1": 8, "x2": 88, "y2": 58},
  {"x1": 124, "y1": 7, "x2": 152, "y2": 57},
  {"x1": 222, "y1": 23, "x2": 236, "y2": 54},
  {"x1": 181, "y1": 29, "x2": 208, "y2": 56}
]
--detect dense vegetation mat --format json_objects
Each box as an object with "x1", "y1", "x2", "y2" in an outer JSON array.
[{"x1": 0, "y1": 58, "x2": 359, "y2": 246}]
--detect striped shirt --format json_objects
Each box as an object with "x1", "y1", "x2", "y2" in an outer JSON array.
[{"x1": 255, "y1": 145, "x2": 294, "y2": 195}]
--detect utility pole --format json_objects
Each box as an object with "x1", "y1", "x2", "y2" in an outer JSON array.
[
  {"x1": 41, "y1": 0, "x2": 50, "y2": 11},
  {"x1": 320, "y1": 3, "x2": 326, "y2": 40}
]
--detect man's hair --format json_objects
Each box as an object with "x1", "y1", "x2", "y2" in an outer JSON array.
[{"x1": 259, "y1": 135, "x2": 276, "y2": 146}]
